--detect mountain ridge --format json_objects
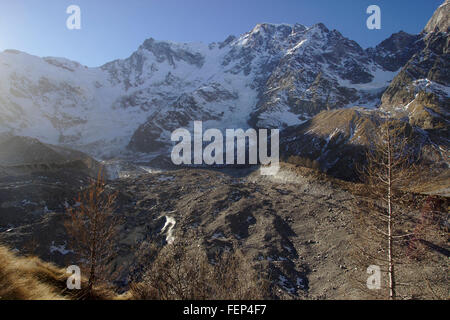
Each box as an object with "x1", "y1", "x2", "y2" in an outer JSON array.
[{"x1": 0, "y1": 2, "x2": 448, "y2": 168}]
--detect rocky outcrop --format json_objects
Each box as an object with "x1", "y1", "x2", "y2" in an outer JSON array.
[
  {"x1": 280, "y1": 108, "x2": 446, "y2": 181},
  {"x1": 424, "y1": 0, "x2": 450, "y2": 33},
  {"x1": 367, "y1": 31, "x2": 424, "y2": 72},
  {"x1": 380, "y1": 2, "x2": 449, "y2": 135},
  {"x1": 0, "y1": 134, "x2": 102, "y2": 177}
]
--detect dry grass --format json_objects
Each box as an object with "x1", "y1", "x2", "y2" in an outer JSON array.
[
  {"x1": 0, "y1": 244, "x2": 121, "y2": 300},
  {"x1": 0, "y1": 239, "x2": 268, "y2": 300},
  {"x1": 65, "y1": 170, "x2": 122, "y2": 297},
  {"x1": 0, "y1": 245, "x2": 69, "y2": 300}
]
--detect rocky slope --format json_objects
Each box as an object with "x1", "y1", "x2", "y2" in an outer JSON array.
[
  {"x1": 0, "y1": 163, "x2": 378, "y2": 298},
  {"x1": 1, "y1": 164, "x2": 447, "y2": 299},
  {"x1": 380, "y1": 0, "x2": 449, "y2": 134},
  {"x1": 279, "y1": 107, "x2": 448, "y2": 182},
  {"x1": 0, "y1": 134, "x2": 101, "y2": 178}
]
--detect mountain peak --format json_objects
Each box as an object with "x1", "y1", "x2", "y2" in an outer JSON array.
[
  {"x1": 310, "y1": 22, "x2": 329, "y2": 33},
  {"x1": 424, "y1": 0, "x2": 449, "y2": 33},
  {"x1": 247, "y1": 22, "x2": 309, "y2": 38}
]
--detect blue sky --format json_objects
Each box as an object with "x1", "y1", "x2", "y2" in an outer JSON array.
[{"x1": 0, "y1": 0, "x2": 443, "y2": 67}]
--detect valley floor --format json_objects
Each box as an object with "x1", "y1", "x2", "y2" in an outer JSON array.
[{"x1": 0, "y1": 163, "x2": 448, "y2": 299}]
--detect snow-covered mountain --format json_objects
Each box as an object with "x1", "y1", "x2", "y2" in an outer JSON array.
[
  {"x1": 0, "y1": 52, "x2": 128, "y2": 157},
  {"x1": 0, "y1": 2, "x2": 448, "y2": 160}
]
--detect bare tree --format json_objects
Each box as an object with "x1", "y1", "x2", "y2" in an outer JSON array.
[
  {"x1": 354, "y1": 120, "x2": 417, "y2": 300},
  {"x1": 65, "y1": 170, "x2": 122, "y2": 297}
]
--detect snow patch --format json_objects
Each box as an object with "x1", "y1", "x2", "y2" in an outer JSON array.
[
  {"x1": 161, "y1": 216, "x2": 176, "y2": 244},
  {"x1": 50, "y1": 241, "x2": 73, "y2": 255}
]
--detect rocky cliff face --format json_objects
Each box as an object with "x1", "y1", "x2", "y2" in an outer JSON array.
[
  {"x1": 380, "y1": 1, "x2": 449, "y2": 137},
  {"x1": 367, "y1": 31, "x2": 424, "y2": 72},
  {"x1": 424, "y1": 0, "x2": 450, "y2": 33}
]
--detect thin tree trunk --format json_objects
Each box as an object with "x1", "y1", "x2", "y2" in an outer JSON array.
[
  {"x1": 387, "y1": 130, "x2": 395, "y2": 300},
  {"x1": 87, "y1": 245, "x2": 96, "y2": 296},
  {"x1": 88, "y1": 215, "x2": 98, "y2": 296}
]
